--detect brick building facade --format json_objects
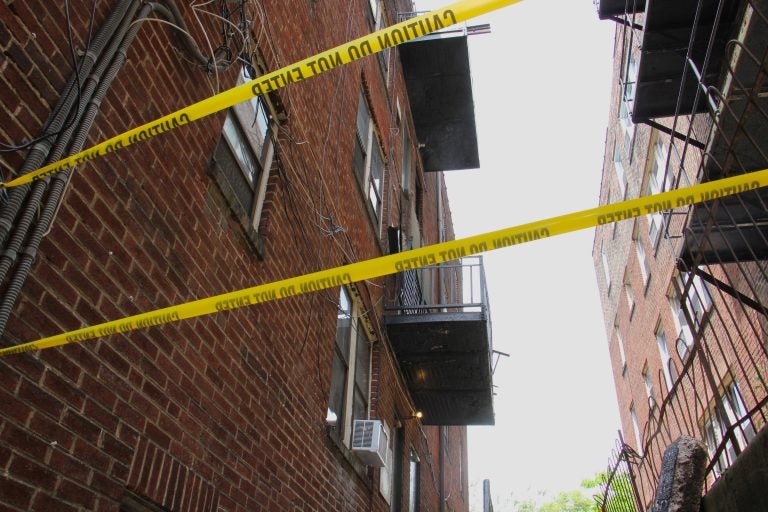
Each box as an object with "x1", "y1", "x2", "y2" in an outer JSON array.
[
  {"x1": 0, "y1": 1, "x2": 490, "y2": 510},
  {"x1": 593, "y1": 0, "x2": 768, "y2": 508}
]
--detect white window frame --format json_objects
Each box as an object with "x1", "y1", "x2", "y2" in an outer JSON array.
[
  {"x1": 615, "y1": 325, "x2": 627, "y2": 376},
  {"x1": 646, "y1": 137, "x2": 674, "y2": 248},
  {"x1": 642, "y1": 362, "x2": 655, "y2": 409},
  {"x1": 368, "y1": 0, "x2": 390, "y2": 80},
  {"x1": 354, "y1": 90, "x2": 384, "y2": 228},
  {"x1": 678, "y1": 271, "x2": 712, "y2": 329},
  {"x1": 613, "y1": 139, "x2": 627, "y2": 198},
  {"x1": 327, "y1": 286, "x2": 372, "y2": 447},
  {"x1": 702, "y1": 380, "x2": 756, "y2": 477},
  {"x1": 630, "y1": 404, "x2": 643, "y2": 455},
  {"x1": 670, "y1": 284, "x2": 694, "y2": 361},
  {"x1": 656, "y1": 324, "x2": 676, "y2": 391},
  {"x1": 601, "y1": 244, "x2": 612, "y2": 295},
  {"x1": 635, "y1": 237, "x2": 651, "y2": 289},
  {"x1": 216, "y1": 66, "x2": 276, "y2": 239},
  {"x1": 624, "y1": 269, "x2": 635, "y2": 320},
  {"x1": 379, "y1": 420, "x2": 394, "y2": 503},
  {"x1": 619, "y1": 51, "x2": 638, "y2": 157}
]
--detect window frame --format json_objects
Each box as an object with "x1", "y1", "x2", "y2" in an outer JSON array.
[
  {"x1": 629, "y1": 403, "x2": 643, "y2": 455},
  {"x1": 211, "y1": 66, "x2": 277, "y2": 254},
  {"x1": 655, "y1": 323, "x2": 676, "y2": 392},
  {"x1": 614, "y1": 325, "x2": 627, "y2": 376},
  {"x1": 646, "y1": 137, "x2": 674, "y2": 249},
  {"x1": 701, "y1": 379, "x2": 756, "y2": 477},
  {"x1": 619, "y1": 51, "x2": 638, "y2": 159},
  {"x1": 327, "y1": 286, "x2": 373, "y2": 448},
  {"x1": 354, "y1": 89, "x2": 385, "y2": 230}
]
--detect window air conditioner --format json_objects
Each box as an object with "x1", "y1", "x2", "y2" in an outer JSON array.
[{"x1": 351, "y1": 419, "x2": 387, "y2": 467}]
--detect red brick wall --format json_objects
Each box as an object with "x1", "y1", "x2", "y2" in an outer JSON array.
[{"x1": 0, "y1": 1, "x2": 469, "y2": 511}]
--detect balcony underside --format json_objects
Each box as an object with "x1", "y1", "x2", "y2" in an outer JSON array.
[
  {"x1": 680, "y1": 188, "x2": 768, "y2": 267},
  {"x1": 385, "y1": 311, "x2": 493, "y2": 425},
  {"x1": 597, "y1": 0, "x2": 646, "y2": 20},
  {"x1": 399, "y1": 35, "x2": 480, "y2": 171},
  {"x1": 632, "y1": 0, "x2": 740, "y2": 122},
  {"x1": 681, "y1": 8, "x2": 768, "y2": 267}
]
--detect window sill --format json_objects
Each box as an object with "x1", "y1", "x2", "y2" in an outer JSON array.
[{"x1": 326, "y1": 427, "x2": 372, "y2": 486}]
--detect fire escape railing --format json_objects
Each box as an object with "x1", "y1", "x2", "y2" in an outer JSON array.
[{"x1": 387, "y1": 255, "x2": 491, "y2": 318}]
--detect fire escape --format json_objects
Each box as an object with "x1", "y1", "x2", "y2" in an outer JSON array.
[{"x1": 597, "y1": 0, "x2": 768, "y2": 508}]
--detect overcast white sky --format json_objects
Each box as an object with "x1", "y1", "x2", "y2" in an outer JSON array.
[{"x1": 414, "y1": 0, "x2": 620, "y2": 506}]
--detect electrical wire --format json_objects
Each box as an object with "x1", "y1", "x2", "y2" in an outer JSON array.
[{"x1": 0, "y1": 0, "x2": 97, "y2": 155}]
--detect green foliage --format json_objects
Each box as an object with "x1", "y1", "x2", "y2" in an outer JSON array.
[{"x1": 581, "y1": 470, "x2": 637, "y2": 512}]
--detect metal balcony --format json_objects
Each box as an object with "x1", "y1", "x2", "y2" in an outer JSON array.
[
  {"x1": 397, "y1": 12, "x2": 487, "y2": 171},
  {"x1": 384, "y1": 256, "x2": 494, "y2": 425},
  {"x1": 628, "y1": 0, "x2": 741, "y2": 122}
]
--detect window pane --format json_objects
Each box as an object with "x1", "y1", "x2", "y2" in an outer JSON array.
[
  {"x1": 369, "y1": 145, "x2": 383, "y2": 215},
  {"x1": 336, "y1": 288, "x2": 352, "y2": 356},
  {"x1": 356, "y1": 93, "x2": 370, "y2": 139},
  {"x1": 402, "y1": 129, "x2": 412, "y2": 193},
  {"x1": 328, "y1": 353, "x2": 347, "y2": 429},
  {"x1": 354, "y1": 319, "x2": 370, "y2": 393},
  {"x1": 354, "y1": 136, "x2": 367, "y2": 184},
  {"x1": 223, "y1": 114, "x2": 260, "y2": 186},
  {"x1": 352, "y1": 387, "x2": 367, "y2": 422}
]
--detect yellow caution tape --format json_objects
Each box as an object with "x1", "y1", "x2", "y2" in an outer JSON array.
[
  {"x1": 1, "y1": 169, "x2": 766, "y2": 357},
  {"x1": 0, "y1": 0, "x2": 524, "y2": 189}
]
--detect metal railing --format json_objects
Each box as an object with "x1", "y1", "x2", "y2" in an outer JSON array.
[
  {"x1": 389, "y1": 255, "x2": 491, "y2": 316},
  {"x1": 595, "y1": 435, "x2": 641, "y2": 512}
]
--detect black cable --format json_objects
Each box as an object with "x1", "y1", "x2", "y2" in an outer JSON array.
[{"x1": 0, "y1": 0, "x2": 97, "y2": 154}]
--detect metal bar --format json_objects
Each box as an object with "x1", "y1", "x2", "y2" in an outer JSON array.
[{"x1": 642, "y1": 119, "x2": 707, "y2": 150}]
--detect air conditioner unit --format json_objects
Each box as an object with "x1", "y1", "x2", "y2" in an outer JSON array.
[{"x1": 351, "y1": 420, "x2": 387, "y2": 467}]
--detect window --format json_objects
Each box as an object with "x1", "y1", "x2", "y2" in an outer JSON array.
[
  {"x1": 624, "y1": 270, "x2": 635, "y2": 320},
  {"x1": 702, "y1": 380, "x2": 756, "y2": 477},
  {"x1": 656, "y1": 324, "x2": 676, "y2": 391},
  {"x1": 615, "y1": 326, "x2": 627, "y2": 375},
  {"x1": 379, "y1": 420, "x2": 394, "y2": 503},
  {"x1": 354, "y1": 90, "x2": 384, "y2": 226},
  {"x1": 629, "y1": 404, "x2": 643, "y2": 455},
  {"x1": 328, "y1": 286, "x2": 372, "y2": 446},
  {"x1": 408, "y1": 450, "x2": 420, "y2": 512},
  {"x1": 368, "y1": 0, "x2": 390, "y2": 79},
  {"x1": 678, "y1": 271, "x2": 712, "y2": 328},
  {"x1": 642, "y1": 363, "x2": 655, "y2": 409},
  {"x1": 613, "y1": 139, "x2": 627, "y2": 198},
  {"x1": 211, "y1": 66, "x2": 275, "y2": 253},
  {"x1": 601, "y1": 244, "x2": 612, "y2": 294},
  {"x1": 670, "y1": 284, "x2": 694, "y2": 361},
  {"x1": 619, "y1": 51, "x2": 638, "y2": 156},
  {"x1": 646, "y1": 138, "x2": 674, "y2": 248},
  {"x1": 635, "y1": 237, "x2": 651, "y2": 289},
  {"x1": 402, "y1": 121, "x2": 413, "y2": 198}
]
